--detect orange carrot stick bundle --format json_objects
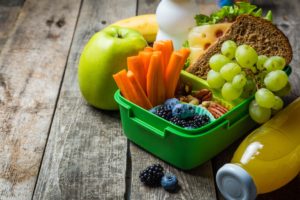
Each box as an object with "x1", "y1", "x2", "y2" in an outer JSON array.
[
  {"x1": 144, "y1": 46, "x2": 153, "y2": 52},
  {"x1": 153, "y1": 40, "x2": 174, "y2": 70},
  {"x1": 127, "y1": 56, "x2": 146, "y2": 92},
  {"x1": 147, "y1": 51, "x2": 166, "y2": 106},
  {"x1": 113, "y1": 70, "x2": 136, "y2": 103},
  {"x1": 139, "y1": 51, "x2": 153, "y2": 81},
  {"x1": 164, "y1": 52, "x2": 184, "y2": 99},
  {"x1": 127, "y1": 70, "x2": 153, "y2": 109}
]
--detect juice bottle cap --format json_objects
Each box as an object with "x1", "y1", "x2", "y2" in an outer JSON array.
[{"x1": 216, "y1": 163, "x2": 257, "y2": 200}]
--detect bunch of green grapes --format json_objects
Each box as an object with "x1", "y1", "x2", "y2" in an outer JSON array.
[{"x1": 207, "y1": 40, "x2": 291, "y2": 124}]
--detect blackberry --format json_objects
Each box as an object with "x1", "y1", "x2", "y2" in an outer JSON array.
[
  {"x1": 155, "y1": 106, "x2": 172, "y2": 120},
  {"x1": 170, "y1": 116, "x2": 189, "y2": 128},
  {"x1": 189, "y1": 114, "x2": 210, "y2": 128},
  {"x1": 139, "y1": 164, "x2": 164, "y2": 187}
]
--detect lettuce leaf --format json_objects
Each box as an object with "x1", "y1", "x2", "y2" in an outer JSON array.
[{"x1": 194, "y1": 2, "x2": 272, "y2": 26}]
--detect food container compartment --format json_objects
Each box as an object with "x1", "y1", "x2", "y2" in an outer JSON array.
[{"x1": 114, "y1": 66, "x2": 292, "y2": 170}]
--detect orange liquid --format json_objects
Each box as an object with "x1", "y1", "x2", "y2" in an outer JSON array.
[{"x1": 231, "y1": 98, "x2": 300, "y2": 194}]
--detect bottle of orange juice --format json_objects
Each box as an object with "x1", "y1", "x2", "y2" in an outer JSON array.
[{"x1": 216, "y1": 97, "x2": 300, "y2": 200}]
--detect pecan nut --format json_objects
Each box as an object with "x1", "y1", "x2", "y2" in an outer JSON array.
[
  {"x1": 202, "y1": 92, "x2": 212, "y2": 101},
  {"x1": 207, "y1": 107, "x2": 223, "y2": 118},
  {"x1": 194, "y1": 89, "x2": 212, "y2": 103},
  {"x1": 203, "y1": 101, "x2": 229, "y2": 118}
]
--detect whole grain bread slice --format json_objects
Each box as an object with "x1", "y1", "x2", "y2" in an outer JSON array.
[{"x1": 186, "y1": 14, "x2": 293, "y2": 79}]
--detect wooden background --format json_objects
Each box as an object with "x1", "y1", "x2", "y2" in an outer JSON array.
[{"x1": 0, "y1": 0, "x2": 299, "y2": 199}]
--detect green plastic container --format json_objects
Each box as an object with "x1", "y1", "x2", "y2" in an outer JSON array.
[{"x1": 114, "y1": 67, "x2": 292, "y2": 170}]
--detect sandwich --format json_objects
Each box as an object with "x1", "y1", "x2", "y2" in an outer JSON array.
[{"x1": 185, "y1": 2, "x2": 293, "y2": 79}]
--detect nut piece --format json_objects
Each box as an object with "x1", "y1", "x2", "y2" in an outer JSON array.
[
  {"x1": 189, "y1": 98, "x2": 200, "y2": 105},
  {"x1": 202, "y1": 101, "x2": 229, "y2": 119},
  {"x1": 179, "y1": 96, "x2": 189, "y2": 103},
  {"x1": 193, "y1": 89, "x2": 212, "y2": 103}
]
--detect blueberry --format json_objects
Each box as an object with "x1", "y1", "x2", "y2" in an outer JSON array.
[
  {"x1": 164, "y1": 98, "x2": 180, "y2": 110},
  {"x1": 172, "y1": 104, "x2": 195, "y2": 119},
  {"x1": 161, "y1": 173, "x2": 178, "y2": 191}
]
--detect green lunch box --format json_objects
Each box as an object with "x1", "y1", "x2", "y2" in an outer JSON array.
[{"x1": 114, "y1": 67, "x2": 292, "y2": 170}]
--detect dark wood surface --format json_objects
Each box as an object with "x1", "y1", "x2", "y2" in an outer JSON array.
[{"x1": 0, "y1": 0, "x2": 299, "y2": 199}]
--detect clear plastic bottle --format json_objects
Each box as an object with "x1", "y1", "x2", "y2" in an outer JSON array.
[
  {"x1": 216, "y1": 97, "x2": 300, "y2": 200},
  {"x1": 155, "y1": 0, "x2": 198, "y2": 50}
]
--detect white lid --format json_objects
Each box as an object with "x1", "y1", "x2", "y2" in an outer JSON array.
[{"x1": 216, "y1": 163, "x2": 257, "y2": 200}]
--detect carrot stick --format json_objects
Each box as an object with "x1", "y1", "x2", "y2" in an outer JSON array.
[
  {"x1": 147, "y1": 51, "x2": 166, "y2": 106},
  {"x1": 127, "y1": 70, "x2": 153, "y2": 109},
  {"x1": 153, "y1": 40, "x2": 174, "y2": 71},
  {"x1": 144, "y1": 46, "x2": 153, "y2": 52},
  {"x1": 113, "y1": 69, "x2": 135, "y2": 101},
  {"x1": 153, "y1": 41, "x2": 164, "y2": 52},
  {"x1": 153, "y1": 41, "x2": 166, "y2": 70},
  {"x1": 162, "y1": 40, "x2": 173, "y2": 68},
  {"x1": 138, "y1": 51, "x2": 152, "y2": 79},
  {"x1": 178, "y1": 48, "x2": 191, "y2": 67},
  {"x1": 164, "y1": 52, "x2": 184, "y2": 99},
  {"x1": 127, "y1": 56, "x2": 146, "y2": 92}
]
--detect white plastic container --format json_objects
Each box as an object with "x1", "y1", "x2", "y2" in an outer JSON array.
[{"x1": 155, "y1": 0, "x2": 198, "y2": 50}]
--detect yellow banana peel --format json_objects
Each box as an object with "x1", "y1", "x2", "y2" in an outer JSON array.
[{"x1": 110, "y1": 14, "x2": 158, "y2": 43}]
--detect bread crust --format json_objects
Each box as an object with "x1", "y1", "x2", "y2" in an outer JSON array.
[{"x1": 186, "y1": 15, "x2": 293, "y2": 79}]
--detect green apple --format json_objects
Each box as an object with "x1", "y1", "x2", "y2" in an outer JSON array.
[{"x1": 78, "y1": 26, "x2": 147, "y2": 110}]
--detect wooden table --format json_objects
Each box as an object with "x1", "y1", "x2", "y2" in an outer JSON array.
[{"x1": 0, "y1": 0, "x2": 299, "y2": 199}]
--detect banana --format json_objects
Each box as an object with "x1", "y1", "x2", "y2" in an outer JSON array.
[{"x1": 110, "y1": 14, "x2": 158, "y2": 43}]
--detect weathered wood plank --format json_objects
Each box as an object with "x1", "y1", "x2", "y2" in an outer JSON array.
[
  {"x1": 0, "y1": 0, "x2": 81, "y2": 199},
  {"x1": 137, "y1": 0, "x2": 159, "y2": 14},
  {"x1": 129, "y1": 1, "x2": 217, "y2": 199},
  {"x1": 130, "y1": 144, "x2": 217, "y2": 200},
  {"x1": 33, "y1": 0, "x2": 137, "y2": 199},
  {"x1": 213, "y1": 0, "x2": 300, "y2": 199},
  {"x1": 0, "y1": 0, "x2": 24, "y2": 54}
]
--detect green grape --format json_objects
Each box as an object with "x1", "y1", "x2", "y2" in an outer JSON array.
[
  {"x1": 241, "y1": 78, "x2": 256, "y2": 98},
  {"x1": 221, "y1": 40, "x2": 237, "y2": 59},
  {"x1": 274, "y1": 82, "x2": 291, "y2": 97},
  {"x1": 207, "y1": 70, "x2": 225, "y2": 89},
  {"x1": 272, "y1": 96, "x2": 284, "y2": 110},
  {"x1": 256, "y1": 55, "x2": 268, "y2": 71},
  {"x1": 249, "y1": 100, "x2": 271, "y2": 124},
  {"x1": 220, "y1": 63, "x2": 241, "y2": 82},
  {"x1": 264, "y1": 70, "x2": 288, "y2": 91},
  {"x1": 255, "y1": 88, "x2": 275, "y2": 108},
  {"x1": 249, "y1": 66, "x2": 257, "y2": 73},
  {"x1": 235, "y1": 44, "x2": 258, "y2": 68},
  {"x1": 271, "y1": 56, "x2": 286, "y2": 70},
  {"x1": 221, "y1": 82, "x2": 242, "y2": 101},
  {"x1": 209, "y1": 54, "x2": 231, "y2": 72},
  {"x1": 264, "y1": 56, "x2": 286, "y2": 72},
  {"x1": 240, "y1": 71, "x2": 246, "y2": 76},
  {"x1": 232, "y1": 74, "x2": 247, "y2": 89}
]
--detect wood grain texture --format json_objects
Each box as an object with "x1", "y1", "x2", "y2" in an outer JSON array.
[
  {"x1": 213, "y1": 0, "x2": 300, "y2": 200},
  {"x1": 137, "y1": 0, "x2": 159, "y2": 14},
  {"x1": 129, "y1": 143, "x2": 217, "y2": 200},
  {"x1": 0, "y1": 0, "x2": 81, "y2": 199},
  {"x1": 128, "y1": 1, "x2": 217, "y2": 200},
  {"x1": 33, "y1": 0, "x2": 137, "y2": 199},
  {"x1": 0, "y1": 0, "x2": 24, "y2": 54}
]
